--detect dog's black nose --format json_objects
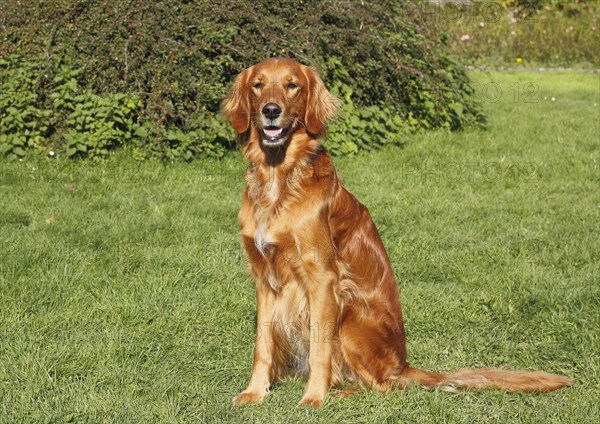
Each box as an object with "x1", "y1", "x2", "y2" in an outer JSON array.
[{"x1": 262, "y1": 103, "x2": 282, "y2": 119}]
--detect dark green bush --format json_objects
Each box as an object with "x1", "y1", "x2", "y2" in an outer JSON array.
[
  {"x1": 1, "y1": 0, "x2": 485, "y2": 159},
  {"x1": 0, "y1": 56, "x2": 51, "y2": 159},
  {"x1": 0, "y1": 56, "x2": 146, "y2": 160},
  {"x1": 63, "y1": 92, "x2": 143, "y2": 160}
]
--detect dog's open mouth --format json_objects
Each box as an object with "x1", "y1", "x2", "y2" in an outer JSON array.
[{"x1": 261, "y1": 126, "x2": 288, "y2": 146}]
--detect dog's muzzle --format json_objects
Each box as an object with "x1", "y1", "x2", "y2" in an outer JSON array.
[{"x1": 260, "y1": 103, "x2": 288, "y2": 147}]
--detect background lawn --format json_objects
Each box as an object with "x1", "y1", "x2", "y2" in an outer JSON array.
[{"x1": 1, "y1": 71, "x2": 598, "y2": 423}]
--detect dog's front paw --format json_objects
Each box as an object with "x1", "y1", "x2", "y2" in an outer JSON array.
[
  {"x1": 298, "y1": 395, "x2": 324, "y2": 408},
  {"x1": 232, "y1": 390, "x2": 267, "y2": 405}
]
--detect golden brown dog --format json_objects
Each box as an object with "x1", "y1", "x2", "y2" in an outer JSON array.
[{"x1": 221, "y1": 57, "x2": 573, "y2": 407}]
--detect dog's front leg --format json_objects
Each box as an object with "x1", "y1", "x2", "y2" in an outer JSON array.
[
  {"x1": 298, "y1": 270, "x2": 338, "y2": 408},
  {"x1": 233, "y1": 282, "x2": 276, "y2": 404}
]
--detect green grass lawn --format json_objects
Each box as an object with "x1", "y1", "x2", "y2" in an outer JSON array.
[{"x1": 1, "y1": 71, "x2": 599, "y2": 423}]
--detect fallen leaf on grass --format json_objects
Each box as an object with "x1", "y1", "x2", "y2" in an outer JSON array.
[{"x1": 45, "y1": 214, "x2": 57, "y2": 224}]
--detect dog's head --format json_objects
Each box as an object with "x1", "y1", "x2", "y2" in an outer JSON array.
[{"x1": 222, "y1": 57, "x2": 339, "y2": 148}]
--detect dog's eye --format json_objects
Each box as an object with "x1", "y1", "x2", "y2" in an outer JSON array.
[
  {"x1": 253, "y1": 82, "x2": 262, "y2": 89},
  {"x1": 287, "y1": 83, "x2": 298, "y2": 89}
]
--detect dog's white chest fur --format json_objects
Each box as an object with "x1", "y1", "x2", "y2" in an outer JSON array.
[
  {"x1": 254, "y1": 221, "x2": 280, "y2": 291},
  {"x1": 254, "y1": 221, "x2": 273, "y2": 255}
]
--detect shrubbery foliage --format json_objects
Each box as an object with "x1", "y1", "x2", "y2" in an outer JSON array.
[
  {"x1": 1, "y1": 0, "x2": 485, "y2": 159},
  {"x1": 440, "y1": 0, "x2": 598, "y2": 67},
  {"x1": 0, "y1": 56, "x2": 144, "y2": 160}
]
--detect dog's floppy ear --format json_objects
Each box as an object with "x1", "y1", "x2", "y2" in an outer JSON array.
[
  {"x1": 303, "y1": 66, "x2": 340, "y2": 136},
  {"x1": 221, "y1": 66, "x2": 253, "y2": 133}
]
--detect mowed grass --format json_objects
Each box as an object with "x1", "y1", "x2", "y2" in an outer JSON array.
[{"x1": 1, "y1": 71, "x2": 598, "y2": 423}]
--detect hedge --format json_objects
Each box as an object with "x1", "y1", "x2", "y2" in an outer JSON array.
[{"x1": 0, "y1": 0, "x2": 485, "y2": 160}]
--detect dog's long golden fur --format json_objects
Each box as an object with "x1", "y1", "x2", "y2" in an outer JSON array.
[{"x1": 222, "y1": 57, "x2": 573, "y2": 407}]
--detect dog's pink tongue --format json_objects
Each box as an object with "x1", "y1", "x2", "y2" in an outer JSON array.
[{"x1": 264, "y1": 128, "x2": 282, "y2": 138}]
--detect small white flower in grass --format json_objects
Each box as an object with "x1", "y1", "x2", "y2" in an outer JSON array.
[
  {"x1": 479, "y1": 22, "x2": 484, "y2": 27},
  {"x1": 551, "y1": 97, "x2": 556, "y2": 102},
  {"x1": 460, "y1": 34, "x2": 470, "y2": 42},
  {"x1": 49, "y1": 150, "x2": 55, "y2": 157}
]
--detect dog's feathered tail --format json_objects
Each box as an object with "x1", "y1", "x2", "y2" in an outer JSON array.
[{"x1": 395, "y1": 367, "x2": 573, "y2": 393}]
